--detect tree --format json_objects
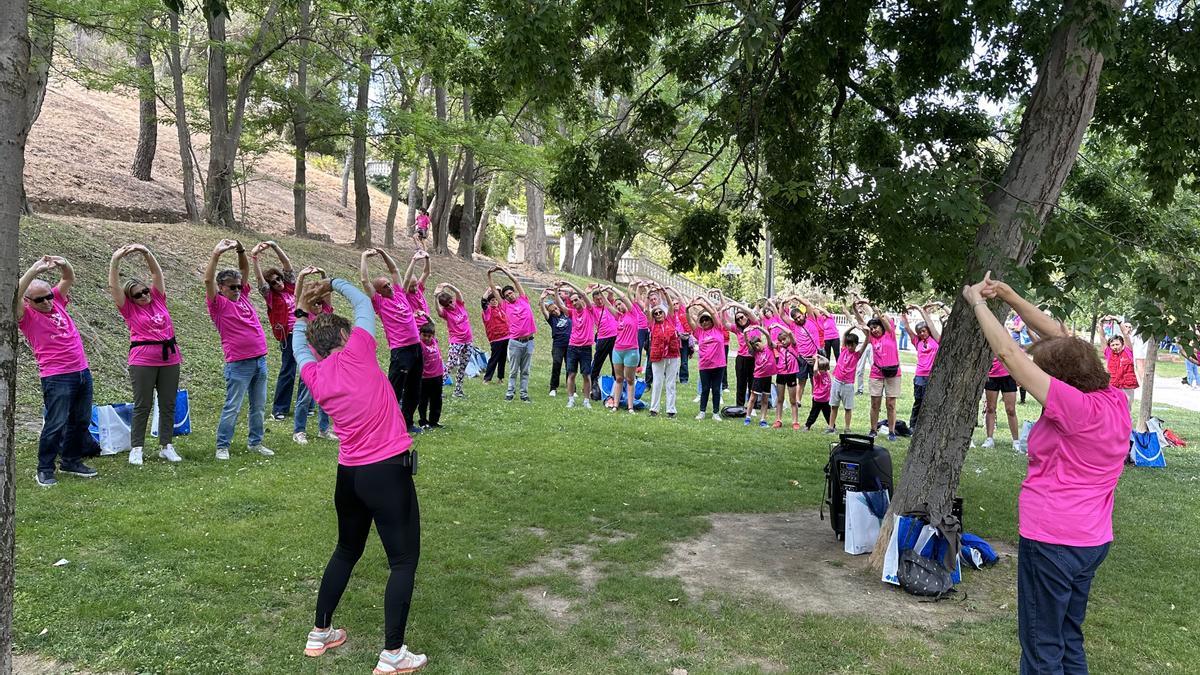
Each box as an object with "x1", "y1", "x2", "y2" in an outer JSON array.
[
  {"x1": 352, "y1": 41, "x2": 373, "y2": 248},
  {"x1": 457, "y1": 90, "x2": 476, "y2": 260},
  {"x1": 164, "y1": 9, "x2": 199, "y2": 221},
  {"x1": 291, "y1": 0, "x2": 312, "y2": 236},
  {"x1": 130, "y1": 11, "x2": 157, "y2": 181}
]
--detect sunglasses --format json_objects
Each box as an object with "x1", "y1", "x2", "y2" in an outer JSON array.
[
  {"x1": 130, "y1": 288, "x2": 152, "y2": 300},
  {"x1": 28, "y1": 293, "x2": 54, "y2": 304}
]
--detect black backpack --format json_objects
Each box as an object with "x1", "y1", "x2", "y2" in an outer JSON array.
[{"x1": 897, "y1": 510, "x2": 962, "y2": 601}]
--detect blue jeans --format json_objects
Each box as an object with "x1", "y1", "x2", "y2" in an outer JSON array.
[
  {"x1": 897, "y1": 329, "x2": 909, "y2": 351},
  {"x1": 506, "y1": 338, "x2": 534, "y2": 398},
  {"x1": 39, "y1": 369, "x2": 100, "y2": 472},
  {"x1": 293, "y1": 378, "x2": 330, "y2": 434},
  {"x1": 678, "y1": 336, "x2": 691, "y2": 383},
  {"x1": 273, "y1": 335, "x2": 297, "y2": 417},
  {"x1": 909, "y1": 375, "x2": 929, "y2": 429},
  {"x1": 1186, "y1": 359, "x2": 1200, "y2": 387},
  {"x1": 217, "y1": 356, "x2": 267, "y2": 449},
  {"x1": 1018, "y1": 537, "x2": 1110, "y2": 675}
]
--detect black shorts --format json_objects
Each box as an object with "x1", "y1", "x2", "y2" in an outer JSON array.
[
  {"x1": 985, "y1": 375, "x2": 1018, "y2": 393},
  {"x1": 775, "y1": 373, "x2": 798, "y2": 387},
  {"x1": 795, "y1": 356, "x2": 814, "y2": 382},
  {"x1": 566, "y1": 345, "x2": 593, "y2": 375},
  {"x1": 751, "y1": 376, "x2": 774, "y2": 396},
  {"x1": 416, "y1": 228, "x2": 428, "y2": 240}
]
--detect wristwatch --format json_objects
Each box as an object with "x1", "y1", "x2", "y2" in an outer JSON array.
[{"x1": 294, "y1": 308, "x2": 308, "y2": 319}]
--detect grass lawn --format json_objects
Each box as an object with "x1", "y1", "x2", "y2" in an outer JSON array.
[{"x1": 12, "y1": 216, "x2": 1200, "y2": 673}]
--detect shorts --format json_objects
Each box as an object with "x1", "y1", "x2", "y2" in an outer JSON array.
[
  {"x1": 829, "y1": 378, "x2": 855, "y2": 409},
  {"x1": 795, "y1": 356, "x2": 814, "y2": 381},
  {"x1": 869, "y1": 376, "x2": 902, "y2": 398},
  {"x1": 775, "y1": 373, "x2": 798, "y2": 387},
  {"x1": 751, "y1": 376, "x2": 774, "y2": 396},
  {"x1": 985, "y1": 375, "x2": 1018, "y2": 393},
  {"x1": 613, "y1": 348, "x2": 641, "y2": 367},
  {"x1": 566, "y1": 346, "x2": 593, "y2": 375},
  {"x1": 416, "y1": 228, "x2": 428, "y2": 240}
]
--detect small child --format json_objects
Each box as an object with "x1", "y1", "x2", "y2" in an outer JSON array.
[
  {"x1": 417, "y1": 322, "x2": 445, "y2": 430},
  {"x1": 773, "y1": 329, "x2": 801, "y2": 430},
  {"x1": 805, "y1": 357, "x2": 832, "y2": 431},
  {"x1": 413, "y1": 208, "x2": 431, "y2": 250},
  {"x1": 744, "y1": 327, "x2": 777, "y2": 428},
  {"x1": 829, "y1": 328, "x2": 868, "y2": 433}
]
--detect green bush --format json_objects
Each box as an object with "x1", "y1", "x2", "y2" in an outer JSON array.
[{"x1": 483, "y1": 222, "x2": 514, "y2": 258}]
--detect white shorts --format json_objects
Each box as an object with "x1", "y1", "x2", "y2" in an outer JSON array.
[
  {"x1": 829, "y1": 378, "x2": 856, "y2": 410},
  {"x1": 869, "y1": 376, "x2": 902, "y2": 398}
]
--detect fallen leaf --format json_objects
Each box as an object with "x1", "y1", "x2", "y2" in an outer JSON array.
[
  {"x1": 39, "y1": 628, "x2": 48, "y2": 636},
  {"x1": 999, "y1": 603, "x2": 1009, "y2": 610},
  {"x1": 789, "y1": 480, "x2": 799, "y2": 486},
  {"x1": 52, "y1": 559, "x2": 69, "y2": 567},
  {"x1": 667, "y1": 597, "x2": 679, "y2": 603}
]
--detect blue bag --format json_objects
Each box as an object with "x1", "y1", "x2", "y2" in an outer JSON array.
[
  {"x1": 960, "y1": 533, "x2": 999, "y2": 569},
  {"x1": 150, "y1": 389, "x2": 191, "y2": 437},
  {"x1": 598, "y1": 375, "x2": 647, "y2": 410},
  {"x1": 464, "y1": 345, "x2": 488, "y2": 378},
  {"x1": 1130, "y1": 430, "x2": 1166, "y2": 468}
]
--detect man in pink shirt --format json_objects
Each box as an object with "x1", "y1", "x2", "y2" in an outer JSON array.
[
  {"x1": 487, "y1": 265, "x2": 536, "y2": 402},
  {"x1": 205, "y1": 239, "x2": 274, "y2": 460},
  {"x1": 361, "y1": 248, "x2": 425, "y2": 434},
  {"x1": 18, "y1": 255, "x2": 101, "y2": 486}
]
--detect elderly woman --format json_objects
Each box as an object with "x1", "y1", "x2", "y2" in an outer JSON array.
[
  {"x1": 966, "y1": 272, "x2": 1128, "y2": 675},
  {"x1": 293, "y1": 279, "x2": 427, "y2": 675},
  {"x1": 647, "y1": 290, "x2": 681, "y2": 417},
  {"x1": 902, "y1": 304, "x2": 942, "y2": 432},
  {"x1": 109, "y1": 244, "x2": 183, "y2": 465}
]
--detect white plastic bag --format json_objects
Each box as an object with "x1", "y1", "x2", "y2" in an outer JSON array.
[
  {"x1": 844, "y1": 490, "x2": 889, "y2": 555},
  {"x1": 94, "y1": 405, "x2": 132, "y2": 455}
]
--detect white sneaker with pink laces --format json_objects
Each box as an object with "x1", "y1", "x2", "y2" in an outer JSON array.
[
  {"x1": 303, "y1": 627, "x2": 346, "y2": 657},
  {"x1": 373, "y1": 646, "x2": 428, "y2": 674}
]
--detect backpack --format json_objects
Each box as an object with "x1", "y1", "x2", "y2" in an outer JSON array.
[
  {"x1": 722, "y1": 405, "x2": 746, "y2": 418},
  {"x1": 893, "y1": 420, "x2": 912, "y2": 437},
  {"x1": 899, "y1": 550, "x2": 956, "y2": 599}
]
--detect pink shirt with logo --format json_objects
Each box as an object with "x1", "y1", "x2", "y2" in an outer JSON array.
[
  {"x1": 811, "y1": 370, "x2": 832, "y2": 402},
  {"x1": 989, "y1": 358, "x2": 1009, "y2": 378},
  {"x1": 752, "y1": 345, "x2": 777, "y2": 378},
  {"x1": 373, "y1": 291, "x2": 420, "y2": 349},
  {"x1": 504, "y1": 296, "x2": 536, "y2": 339},
  {"x1": 789, "y1": 315, "x2": 824, "y2": 357},
  {"x1": 406, "y1": 282, "x2": 430, "y2": 327},
  {"x1": 614, "y1": 309, "x2": 639, "y2": 350},
  {"x1": 206, "y1": 284, "x2": 268, "y2": 363},
  {"x1": 868, "y1": 317, "x2": 899, "y2": 379},
  {"x1": 1021, "y1": 378, "x2": 1129, "y2": 546},
  {"x1": 821, "y1": 314, "x2": 841, "y2": 341},
  {"x1": 568, "y1": 305, "x2": 596, "y2": 347},
  {"x1": 19, "y1": 288, "x2": 89, "y2": 377},
  {"x1": 695, "y1": 325, "x2": 728, "y2": 370},
  {"x1": 120, "y1": 287, "x2": 182, "y2": 367},
  {"x1": 776, "y1": 343, "x2": 800, "y2": 376},
  {"x1": 914, "y1": 336, "x2": 939, "y2": 377},
  {"x1": 300, "y1": 327, "x2": 411, "y2": 466},
  {"x1": 437, "y1": 299, "x2": 473, "y2": 345},
  {"x1": 593, "y1": 306, "x2": 618, "y2": 339},
  {"x1": 833, "y1": 348, "x2": 864, "y2": 384},
  {"x1": 421, "y1": 336, "x2": 444, "y2": 378},
  {"x1": 731, "y1": 323, "x2": 755, "y2": 357},
  {"x1": 763, "y1": 316, "x2": 787, "y2": 342}
]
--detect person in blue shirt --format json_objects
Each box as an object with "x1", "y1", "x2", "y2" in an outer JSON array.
[{"x1": 540, "y1": 288, "x2": 572, "y2": 397}]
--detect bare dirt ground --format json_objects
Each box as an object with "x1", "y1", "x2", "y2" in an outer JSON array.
[
  {"x1": 25, "y1": 79, "x2": 402, "y2": 244},
  {"x1": 14, "y1": 653, "x2": 115, "y2": 674}
]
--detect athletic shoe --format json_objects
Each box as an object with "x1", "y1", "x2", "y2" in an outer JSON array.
[
  {"x1": 521, "y1": 396, "x2": 532, "y2": 403},
  {"x1": 452, "y1": 391, "x2": 467, "y2": 399},
  {"x1": 759, "y1": 420, "x2": 769, "y2": 428},
  {"x1": 667, "y1": 412, "x2": 676, "y2": 419},
  {"x1": 408, "y1": 426, "x2": 423, "y2": 435},
  {"x1": 59, "y1": 461, "x2": 98, "y2": 478},
  {"x1": 582, "y1": 399, "x2": 592, "y2": 410},
  {"x1": 272, "y1": 413, "x2": 287, "y2": 421},
  {"x1": 856, "y1": 388, "x2": 864, "y2": 395},
  {"x1": 504, "y1": 394, "x2": 514, "y2": 402},
  {"x1": 430, "y1": 423, "x2": 445, "y2": 429},
  {"x1": 317, "y1": 429, "x2": 339, "y2": 442},
  {"x1": 293, "y1": 432, "x2": 309, "y2": 445},
  {"x1": 868, "y1": 431, "x2": 877, "y2": 439},
  {"x1": 982, "y1": 437, "x2": 995, "y2": 449},
  {"x1": 373, "y1": 646, "x2": 427, "y2": 674},
  {"x1": 772, "y1": 420, "x2": 783, "y2": 429},
  {"x1": 695, "y1": 412, "x2": 706, "y2": 420},
  {"x1": 794, "y1": 423, "x2": 802, "y2": 431},
  {"x1": 549, "y1": 389, "x2": 557, "y2": 398},
  {"x1": 824, "y1": 427, "x2": 837, "y2": 434},
  {"x1": 887, "y1": 433, "x2": 898, "y2": 442},
  {"x1": 303, "y1": 627, "x2": 347, "y2": 657},
  {"x1": 1012, "y1": 440, "x2": 1024, "y2": 454},
  {"x1": 743, "y1": 417, "x2": 752, "y2": 426},
  {"x1": 129, "y1": 446, "x2": 144, "y2": 466},
  {"x1": 711, "y1": 413, "x2": 722, "y2": 422},
  {"x1": 649, "y1": 410, "x2": 658, "y2": 417},
  {"x1": 159, "y1": 445, "x2": 183, "y2": 462},
  {"x1": 567, "y1": 396, "x2": 576, "y2": 409},
  {"x1": 216, "y1": 448, "x2": 230, "y2": 460},
  {"x1": 627, "y1": 408, "x2": 635, "y2": 415},
  {"x1": 251, "y1": 445, "x2": 275, "y2": 457},
  {"x1": 36, "y1": 471, "x2": 57, "y2": 487}
]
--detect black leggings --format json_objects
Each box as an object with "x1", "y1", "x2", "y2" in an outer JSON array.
[
  {"x1": 805, "y1": 401, "x2": 832, "y2": 428},
  {"x1": 484, "y1": 339, "x2": 508, "y2": 382},
  {"x1": 550, "y1": 344, "x2": 567, "y2": 392},
  {"x1": 387, "y1": 344, "x2": 424, "y2": 431},
  {"x1": 315, "y1": 454, "x2": 420, "y2": 650},
  {"x1": 734, "y1": 355, "x2": 754, "y2": 407},
  {"x1": 418, "y1": 376, "x2": 443, "y2": 426},
  {"x1": 592, "y1": 336, "x2": 616, "y2": 380},
  {"x1": 825, "y1": 338, "x2": 840, "y2": 361},
  {"x1": 699, "y1": 367, "x2": 723, "y2": 414}
]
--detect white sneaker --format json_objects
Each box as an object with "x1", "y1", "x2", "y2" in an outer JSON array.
[
  {"x1": 251, "y1": 445, "x2": 275, "y2": 457},
  {"x1": 128, "y1": 446, "x2": 143, "y2": 466},
  {"x1": 982, "y1": 437, "x2": 995, "y2": 449},
  {"x1": 549, "y1": 389, "x2": 557, "y2": 398},
  {"x1": 293, "y1": 432, "x2": 309, "y2": 445},
  {"x1": 692, "y1": 395, "x2": 701, "y2": 403},
  {"x1": 373, "y1": 646, "x2": 428, "y2": 674},
  {"x1": 158, "y1": 444, "x2": 182, "y2": 462},
  {"x1": 1012, "y1": 440, "x2": 1023, "y2": 454},
  {"x1": 712, "y1": 413, "x2": 722, "y2": 421},
  {"x1": 318, "y1": 429, "x2": 339, "y2": 441},
  {"x1": 582, "y1": 399, "x2": 592, "y2": 409},
  {"x1": 216, "y1": 448, "x2": 230, "y2": 460},
  {"x1": 303, "y1": 627, "x2": 347, "y2": 657},
  {"x1": 695, "y1": 411, "x2": 706, "y2": 420},
  {"x1": 567, "y1": 396, "x2": 576, "y2": 409}
]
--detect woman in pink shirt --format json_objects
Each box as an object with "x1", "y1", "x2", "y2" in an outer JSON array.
[
  {"x1": 724, "y1": 299, "x2": 760, "y2": 409},
  {"x1": 292, "y1": 279, "x2": 426, "y2": 675},
  {"x1": 743, "y1": 326, "x2": 777, "y2": 427},
  {"x1": 902, "y1": 303, "x2": 942, "y2": 433},
  {"x1": 589, "y1": 285, "x2": 620, "y2": 383},
  {"x1": 850, "y1": 299, "x2": 902, "y2": 441},
  {"x1": 481, "y1": 291, "x2": 509, "y2": 383},
  {"x1": 109, "y1": 244, "x2": 183, "y2": 465},
  {"x1": 821, "y1": 311, "x2": 841, "y2": 360},
  {"x1": 403, "y1": 250, "x2": 432, "y2": 327},
  {"x1": 966, "y1": 272, "x2": 1128, "y2": 675},
  {"x1": 360, "y1": 248, "x2": 424, "y2": 434},
  {"x1": 434, "y1": 282, "x2": 474, "y2": 398},
  {"x1": 983, "y1": 357, "x2": 1021, "y2": 450},
  {"x1": 683, "y1": 296, "x2": 729, "y2": 421},
  {"x1": 599, "y1": 285, "x2": 641, "y2": 413}
]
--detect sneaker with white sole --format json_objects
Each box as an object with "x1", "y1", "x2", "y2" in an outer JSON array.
[
  {"x1": 158, "y1": 445, "x2": 182, "y2": 462},
  {"x1": 318, "y1": 429, "x2": 339, "y2": 441},
  {"x1": 216, "y1": 447, "x2": 230, "y2": 460},
  {"x1": 567, "y1": 396, "x2": 576, "y2": 409},
  {"x1": 303, "y1": 627, "x2": 347, "y2": 657},
  {"x1": 582, "y1": 399, "x2": 592, "y2": 409},
  {"x1": 129, "y1": 446, "x2": 144, "y2": 466},
  {"x1": 373, "y1": 646, "x2": 427, "y2": 674},
  {"x1": 982, "y1": 437, "x2": 995, "y2": 449},
  {"x1": 251, "y1": 445, "x2": 275, "y2": 457},
  {"x1": 711, "y1": 413, "x2": 722, "y2": 422},
  {"x1": 549, "y1": 389, "x2": 557, "y2": 398},
  {"x1": 293, "y1": 432, "x2": 309, "y2": 445},
  {"x1": 695, "y1": 411, "x2": 706, "y2": 420}
]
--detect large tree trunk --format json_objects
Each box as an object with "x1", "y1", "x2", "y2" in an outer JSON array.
[
  {"x1": 472, "y1": 174, "x2": 494, "y2": 254},
  {"x1": 525, "y1": 178, "x2": 548, "y2": 271},
  {"x1": 19, "y1": 11, "x2": 51, "y2": 215},
  {"x1": 430, "y1": 84, "x2": 451, "y2": 254},
  {"x1": 561, "y1": 229, "x2": 575, "y2": 272},
  {"x1": 0, "y1": 0, "x2": 31, "y2": 668},
  {"x1": 340, "y1": 143, "x2": 351, "y2": 207},
  {"x1": 352, "y1": 45, "x2": 373, "y2": 249},
  {"x1": 573, "y1": 230, "x2": 593, "y2": 275},
  {"x1": 457, "y1": 91, "x2": 476, "y2": 260},
  {"x1": 167, "y1": 11, "x2": 199, "y2": 221},
  {"x1": 292, "y1": 0, "x2": 311, "y2": 236},
  {"x1": 202, "y1": 10, "x2": 236, "y2": 228},
  {"x1": 1137, "y1": 333, "x2": 1157, "y2": 432},
  {"x1": 385, "y1": 154, "x2": 400, "y2": 248},
  {"x1": 405, "y1": 163, "x2": 418, "y2": 237},
  {"x1": 874, "y1": 0, "x2": 1118, "y2": 566},
  {"x1": 131, "y1": 17, "x2": 157, "y2": 181}
]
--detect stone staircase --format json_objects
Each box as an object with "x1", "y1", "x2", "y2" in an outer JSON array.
[{"x1": 465, "y1": 258, "x2": 549, "y2": 296}]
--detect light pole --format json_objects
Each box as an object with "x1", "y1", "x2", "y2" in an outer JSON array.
[{"x1": 763, "y1": 225, "x2": 774, "y2": 298}]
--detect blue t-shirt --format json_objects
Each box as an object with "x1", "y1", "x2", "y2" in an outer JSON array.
[{"x1": 546, "y1": 313, "x2": 572, "y2": 348}]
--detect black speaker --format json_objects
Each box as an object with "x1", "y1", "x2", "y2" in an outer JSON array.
[{"x1": 823, "y1": 434, "x2": 894, "y2": 539}]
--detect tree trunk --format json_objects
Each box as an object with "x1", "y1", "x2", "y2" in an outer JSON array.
[
  {"x1": 525, "y1": 178, "x2": 548, "y2": 271},
  {"x1": 0, "y1": 0, "x2": 30, "y2": 667},
  {"x1": 405, "y1": 163, "x2": 418, "y2": 237},
  {"x1": 473, "y1": 175, "x2": 494, "y2": 254},
  {"x1": 873, "y1": 0, "x2": 1118, "y2": 567},
  {"x1": 574, "y1": 230, "x2": 593, "y2": 275},
  {"x1": 292, "y1": 0, "x2": 311, "y2": 236},
  {"x1": 131, "y1": 18, "x2": 157, "y2": 181},
  {"x1": 340, "y1": 143, "x2": 352, "y2": 207},
  {"x1": 431, "y1": 84, "x2": 451, "y2": 254},
  {"x1": 19, "y1": 11, "x2": 51, "y2": 215},
  {"x1": 167, "y1": 11, "x2": 199, "y2": 221},
  {"x1": 352, "y1": 45, "x2": 373, "y2": 249},
  {"x1": 202, "y1": 10, "x2": 236, "y2": 228},
  {"x1": 457, "y1": 91, "x2": 476, "y2": 260},
  {"x1": 385, "y1": 154, "x2": 401, "y2": 248},
  {"x1": 561, "y1": 229, "x2": 575, "y2": 272},
  {"x1": 1137, "y1": 333, "x2": 1157, "y2": 432}
]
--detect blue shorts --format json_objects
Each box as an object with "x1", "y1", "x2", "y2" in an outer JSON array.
[
  {"x1": 614, "y1": 348, "x2": 641, "y2": 367},
  {"x1": 566, "y1": 346, "x2": 593, "y2": 375}
]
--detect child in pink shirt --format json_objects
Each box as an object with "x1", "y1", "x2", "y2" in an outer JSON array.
[
  {"x1": 805, "y1": 358, "x2": 833, "y2": 431},
  {"x1": 772, "y1": 329, "x2": 802, "y2": 430},
  {"x1": 435, "y1": 283, "x2": 474, "y2": 398},
  {"x1": 744, "y1": 326, "x2": 777, "y2": 428},
  {"x1": 417, "y1": 323, "x2": 445, "y2": 429}
]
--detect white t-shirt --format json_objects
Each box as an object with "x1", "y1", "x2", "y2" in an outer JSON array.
[{"x1": 1132, "y1": 333, "x2": 1148, "y2": 359}]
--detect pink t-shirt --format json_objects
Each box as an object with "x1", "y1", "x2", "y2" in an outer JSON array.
[
  {"x1": 631, "y1": 303, "x2": 648, "y2": 330},
  {"x1": 568, "y1": 305, "x2": 596, "y2": 347},
  {"x1": 763, "y1": 316, "x2": 787, "y2": 342},
  {"x1": 731, "y1": 323, "x2": 754, "y2": 357},
  {"x1": 421, "y1": 336, "x2": 444, "y2": 378},
  {"x1": 373, "y1": 291, "x2": 420, "y2": 349},
  {"x1": 868, "y1": 317, "x2": 899, "y2": 379},
  {"x1": 833, "y1": 348, "x2": 864, "y2": 383},
  {"x1": 594, "y1": 306, "x2": 618, "y2": 339},
  {"x1": 206, "y1": 284, "x2": 268, "y2": 363},
  {"x1": 415, "y1": 213, "x2": 431, "y2": 231},
  {"x1": 300, "y1": 327, "x2": 411, "y2": 466},
  {"x1": 821, "y1": 314, "x2": 840, "y2": 341},
  {"x1": 752, "y1": 346, "x2": 777, "y2": 378},
  {"x1": 789, "y1": 315, "x2": 823, "y2": 357},
  {"x1": 914, "y1": 336, "x2": 939, "y2": 377},
  {"x1": 407, "y1": 282, "x2": 429, "y2": 326},
  {"x1": 695, "y1": 326, "x2": 728, "y2": 370},
  {"x1": 776, "y1": 343, "x2": 800, "y2": 376},
  {"x1": 437, "y1": 299, "x2": 473, "y2": 345},
  {"x1": 989, "y1": 358, "x2": 1009, "y2": 378},
  {"x1": 614, "y1": 309, "x2": 640, "y2": 350},
  {"x1": 811, "y1": 370, "x2": 832, "y2": 402},
  {"x1": 505, "y1": 296, "x2": 536, "y2": 339},
  {"x1": 18, "y1": 288, "x2": 89, "y2": 378},
  {"x1": 120, "y1": 287, "x2": 182, "y2": 367},
  {"x1": 1021, "y1": 378, "x2": 1130, "y2": 546}
]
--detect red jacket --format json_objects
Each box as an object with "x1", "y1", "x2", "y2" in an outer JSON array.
[
  {"x1": 483, "y1": 305, "x2": 510, "y2": 342},
  {"x1": 1105, "y1": 346, "x2": 1138, "y2": 389},
  {"x1": 649, "y1": 320, "x2": 681, "y2": 362}
]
